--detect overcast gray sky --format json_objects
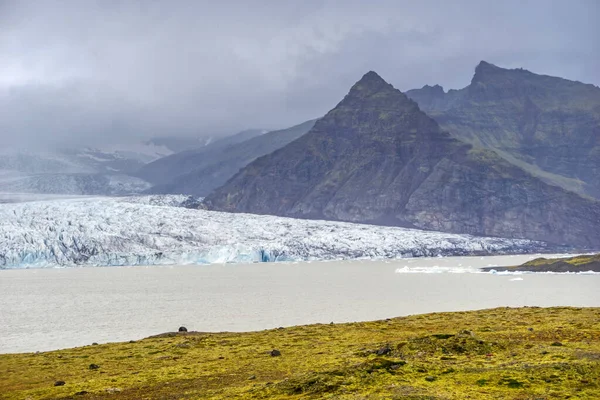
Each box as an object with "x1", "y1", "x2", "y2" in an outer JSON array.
[{"x1": 1, "y1": 0, "x2": 598, "y2": 148}]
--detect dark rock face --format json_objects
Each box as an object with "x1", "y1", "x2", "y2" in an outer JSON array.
[
  {"x1": 178, "y1": 326, "x2": 188, "y2": 332},
  {"x1": 406, "y1": 61, "x2": 600, "y2": 200},
  {"x1": 206, "y1": 71, "x2": 600, "y2": 248},
  {"x1": 54, "y1": 380, "x2": 66, "y2": 386}
]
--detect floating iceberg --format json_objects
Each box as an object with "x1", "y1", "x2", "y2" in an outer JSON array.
[{"x1": 0, "y1": 196, "x2": 550, "y2": 268}]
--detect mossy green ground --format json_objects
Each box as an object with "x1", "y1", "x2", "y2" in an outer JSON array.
[
  {"x1": 485, "y1": 254, "x2": 600, "y2": 273},
  {"x1": 523, "y1": 254, "x2": 600, "y2": 267},
  {"x1": 1, "y1": 307, "x2": 599, "y2": 399}
]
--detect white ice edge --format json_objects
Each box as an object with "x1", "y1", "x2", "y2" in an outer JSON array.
[{"x1": 394, "y1": 267, "x2": 599, "y2": 275}]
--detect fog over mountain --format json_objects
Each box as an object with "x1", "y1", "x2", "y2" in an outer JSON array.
[{"x1": 1, "y1": 0, "x2": 598, "y2": 148}]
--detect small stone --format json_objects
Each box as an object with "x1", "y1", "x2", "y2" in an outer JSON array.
[
  {"x1": 92, "y1": 343, "x2": 98, "y2": 346},
  {"x1": 178, "y1": 326, "x2": 188, "y2": 332},
  {"x1": 218, "y1": 356, "x2": 225, "y2": 359},
  {"x1": 270, "y1": 349, "x2": 281, "y2": 357},
  {"x1": 528, "y1": 327, "x2": 534, "y2": 332},
  {"x1": 89, "y1": 364, "x2": 100, "y2": 370},
  {"x1": 54, "y1": 380, "x2": 66, "y2": 387},
  {"x1": 248, "y1": 375, "x2": 256, "y2": 380},
  {"x1": 376, "y1": 344, "x2": 391, "y2": 356},
  {"x1": 75, "y1": 391, "x2": 88, "y2": 395},
  {"x1": 425, "y1": 376, "x2": 436, "y2": 382},
  {"x1": 129, "y1": 340, "x2": 136, "y2": 343},
  {"x1": 550, "y1": 342, "x2": 563, "y2": 347}
]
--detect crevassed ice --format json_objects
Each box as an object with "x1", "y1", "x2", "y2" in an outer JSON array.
[{"x1": 0, "y1": 195, "x2": 549, "y2": 268}]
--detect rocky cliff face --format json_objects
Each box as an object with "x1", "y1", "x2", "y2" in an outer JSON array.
[
  {"x1": 407, "y1": 61, "x2": 600, "y2": 199},
  {"x1": 206, "y1": 71, "x2": 600, "y2": 248}
]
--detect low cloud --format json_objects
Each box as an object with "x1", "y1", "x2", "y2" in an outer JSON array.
[{"x1": 1, "y1": 0, "x2": 598, "y2": 148}]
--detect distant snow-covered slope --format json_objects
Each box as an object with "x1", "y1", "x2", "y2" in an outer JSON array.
[
  {"x1": 0, "y1": 145, "x2": 162, "y2": 195},
  {"x1": 0, "y1": 173, "x2": 150, "y2": 195},
  {"x1": 0, "y1": 196, "x2": 550, "y2": 268},
  {"x1": 0, "y1": 131, "x2": 261, "y2": 195},
  {"x1": 0, "y1": 144, "x2": 170, "y2": 176}
]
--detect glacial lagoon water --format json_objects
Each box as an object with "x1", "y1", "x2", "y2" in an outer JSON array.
[{"x1": 1, "y1": 255, "x2": 599, "y2": 353}]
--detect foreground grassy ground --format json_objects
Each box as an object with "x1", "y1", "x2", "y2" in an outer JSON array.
[{"x1": 1, "y1": 307, "x2": 599, "y2": 399}]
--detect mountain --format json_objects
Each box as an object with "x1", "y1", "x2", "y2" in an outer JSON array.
[
  {"x1": 136, "y1": 129, "x2": 268, "y2": 187},
  {"x1": 141, "y1": 120, "x2": 316, "y2": 196},
  {"x1": 146, "y1": 129, "x2": 265, "y2": 154},
  {"x1": 406, "y1": 61, "x2": 600, "y2": 199},
  {"x1": 205, "y1": 71, "x2": 600, "y2": 248},
  {"x1": 145, "y1": 136, "x2": 207, "y2": 153}
]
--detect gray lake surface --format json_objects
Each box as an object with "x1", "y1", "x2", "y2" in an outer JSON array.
[{"x1": 1, "y1": 255, "x2": 599, "y2": 354}]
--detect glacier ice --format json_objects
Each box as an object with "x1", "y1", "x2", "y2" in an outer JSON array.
[{"x1": 0, "y1": 195, "x2": 551, "y2": 268}]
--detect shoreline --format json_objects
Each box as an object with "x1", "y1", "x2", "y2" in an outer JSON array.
[
  {"x1": 0, "y1": 252, "x2": 590, "y2": 271},
  {"x1": 2, "y1": 259, "x2": 599, "y2": 354}
]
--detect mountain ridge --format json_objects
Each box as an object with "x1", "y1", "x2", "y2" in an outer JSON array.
[
  {"x1": 206, "y1": 70, "x2": 600, "y2": 248},
  {"x1": 406, "y1": 61, "x2": 600, "y2": 199},
  {"x1": 142, "y1": 120, "x2": 317, "y2": 196}
]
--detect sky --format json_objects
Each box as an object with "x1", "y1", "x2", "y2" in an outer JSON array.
[{"x1": 0, "y1": 0, "x2": 598, "y2": 148}]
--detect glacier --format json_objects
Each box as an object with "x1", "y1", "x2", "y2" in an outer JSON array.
[{"x1": 0, "y1": 195, "x2": 551, "y2": 268}]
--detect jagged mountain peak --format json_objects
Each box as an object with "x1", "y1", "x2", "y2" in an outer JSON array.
[
  {"x1": 406, "y1": 62, "x2": 600, "y2": 200},
  {"x1": 421, "y1": 84, "x2": 445, "y2": 95},
  {"x1": 359, "y1": 70, "x2": 387, "y2": 83},
  {"x1": 471, "y1": 60, "x2": 507, "y2": 83},
  {"x1": 346, "y1": 70, "x2": 396, "y2": 98},
  {"x1": 337, "y1": 70, "x2": 422, "y2": 116},
  {"x1": 470, "y1": 61, "x2": 549, "y2": 87},
  {"x1": 319, "y1": 71, "x2": 442, "y2": 142},
  {"x1": 475, "y1": 60, "x2": 500, "y2": 70}
]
